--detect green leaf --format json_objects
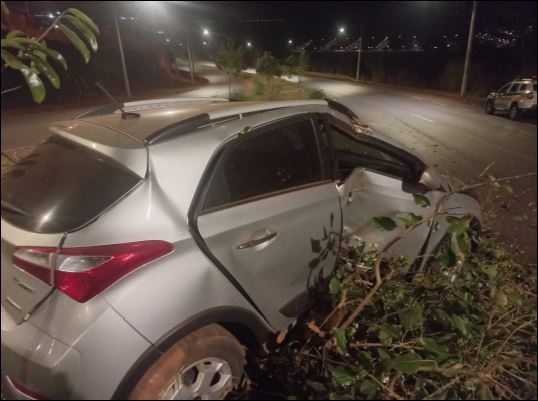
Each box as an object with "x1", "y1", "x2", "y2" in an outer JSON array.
[
  {"x1": 329, "y1": 277, "x2": 342, "y2": 295},
  {"x1": 8, "y1": 37, "x2": 45, "y2": 49},
  {"x1": 494, "y1": 291, "x2": 508, "y2": 308},
  {"x1": 330, "y1": 366, "x2": 357, "y2": 386},
  {"x1": 1, "y1": 49, "x2": 45, "y2": 103},
  {"x1": 333, "y1": 328, "x2": 348, "y2": 353},
  {"x1": 413, "y1": 193, "x2": 431, "y2": 207},
  {"x1": 386, "y1": 352, "x2": 436, "y2": 374},
  {"x1": 451, "y1": 314, "x2": 469, "y2": 338},
  {"x1": 1, "y1": 48, "x2": 24, "y2": 69},
  {"x1": 372, "y1": 216, "x2": 397, "y2": 231},
  {"x1": 499, "y1": 184, "x2": 513, "y2": 195},
  {"x1": 418, "y1": 337, "x2": 449, "y2": 355},
  {"x1": 395, "y1": 212, "x2": 422, "y2": 229},
  {"x1": 20, "y1": 64, "x2": 45, "y2": 103},
  {"x1": 308, "y1": 257, "x2": 320, "y2": 269},
  {"x1": 27, "y1": 55, "x2": 60, "y2": 89},
  {"x1": 446, "y1": 216, "x2": 470, "y2": 235},
  {"x1": 433, "y1": 308, "x2": 453, "y2": 326},
  {"x1": 63, "y1": 14, "x2": 98, "y2": 52},
  {"x1": 311, "y1": 238, "x2": 322, "y2": 253},
  {"x1": 437, "y1": 244, "x2": 456, "y2": 268},
  {"x1": 450, "y1": 232, "x2": 470, "y2": 258},
  {"x1": 357, "y1": 351, "x2": 373, "y2": 369},
  {"x1": 1, "y1": 38, "x2": 25, "y2": 50},
  {"x1": 41, "y1": 47, "x2": 67, "y2": 70},
  {"x1": 398, "y1": 304, "x2": 423, "y2": 329},
  {"x1": 6, "y1": 30, "x2": 25, "y2": 39},
  {"x1": 58, "y1": 23, "x2": 90, "y2": 63},
  {"x1": 378, "y1": 348, "x2": 391, "y2": 360},
  {"x1": 66, "y1": 8, "x2": 100, "y2": 34},
  {"x1": 378, "y1": 324, "x2": 401, "y2": 346},
  {"x1": 305, "y1": 380, "x2": 326, "y2": 392}
]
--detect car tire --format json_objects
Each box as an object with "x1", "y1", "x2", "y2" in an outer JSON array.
[
  {"x1": 129, "y1": 324, "x2": 246, "y2": 400},
  {"x1": 484, "y1": 101, "x2": 495, "y2": 115},
  {"x1": 509, "y1": 104, "x2": 519, "y2": 120}
]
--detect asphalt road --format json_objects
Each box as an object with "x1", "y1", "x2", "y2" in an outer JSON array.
[{"x1": 2, "y1": 65, "x2": 536, "y2": 263}]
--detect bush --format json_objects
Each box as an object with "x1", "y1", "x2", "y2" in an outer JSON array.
[
  {"x1": 309, "y1": 88, "x2": 325, "y2": 99},
  {"x1": 229, "y1": 89, "x2": 247, "y2": 101},
  {"x1": 252, "y1": 74, "x2": 266, "y2": 95}
]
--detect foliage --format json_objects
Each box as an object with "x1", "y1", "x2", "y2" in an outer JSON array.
[
  {"x1": 256, "y1": 51, "x2": 282, "y2": 96},
  {"x1": 283, "y1": 51, "x2": 309, "y2": 87},
  {"x1": 1, "y1": 2, "x2": 99, "y2": 103},
  {"x1": 309, "y1": 88, "x2": 326, "y2": 99},
  {"x1": 229, "y1": 89, "x2": 247, "y2": 101},
  {"x1": 215, "y1": 40, "x2": 245, "y2": 99},
  {"x1": 236, "y1": 168, "x2": 537, "y2": 400},
  {"x1": 252, "y1": 74, "x2": 266, "y2": 95}
]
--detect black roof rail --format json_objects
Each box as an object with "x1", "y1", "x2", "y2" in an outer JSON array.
[
  {"x1": 145, "y1": 114, "x2": 211, "y2": 145},
  {"x1": 325, "y1": 98, "x2": 359, "y2": 121},
  {"x1": 72, "y1": 104, "x2": 120, "y2": 120}
]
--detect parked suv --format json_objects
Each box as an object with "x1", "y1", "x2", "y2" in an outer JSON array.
[
  {"x1": 1, "y1": 98, "x2": 481, "y2": 400},
  {"x1": 484, "y1": 77, "x2": 537, "y2": 120}
]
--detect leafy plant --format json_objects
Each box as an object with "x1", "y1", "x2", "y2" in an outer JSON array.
[
  {"x1": 229, "y1": 89, "x2": 247, "y2": 101},
  {"x1": 215, "y1": 40, "x2": 246, "y2": 99},
  {"x1": 236, "y1": 165, "x2": 537, "y2": 400},
  {"x1": 283, "y1": 50, "x2": 309, "y2": 88},
  {"x1": 1, "y1": 3, "x2": 99, "y2": 103},
  {"x1": 256, "y1": 51, "x2": 281, "y2": 98},
  {"x1": 309, "y1": 88, "x2": 326, "y2": 99}
]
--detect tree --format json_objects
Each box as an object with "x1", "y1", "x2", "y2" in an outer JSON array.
[
  {"x1": 214, "y1": 40, "x2": 245, "y2": 99},
  {"x1": 1, "y1": 1, "x2": 99, "y2": 103},
  {"x1": 256, "y1": 51, "x2": 281, "y2": 96},
  {"x1": 284, "y1": 50, "x2": 309, "y2": 88}
]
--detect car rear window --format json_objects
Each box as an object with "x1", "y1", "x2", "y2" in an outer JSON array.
[{"x1": 1, "y1": 135, "x2": 142, "y2": 233}]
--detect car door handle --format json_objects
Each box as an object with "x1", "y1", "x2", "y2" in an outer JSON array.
[{"x1": 236, "y1": 230, "x2": 278, "y2": 250}]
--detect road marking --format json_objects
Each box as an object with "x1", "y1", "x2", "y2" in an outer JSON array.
[
  {"x1": 431, "y1": 101, "x2": 447, "y2": 107},
  {"x1": 409, "y1": 112, "x2": 435, "y2": 123}
]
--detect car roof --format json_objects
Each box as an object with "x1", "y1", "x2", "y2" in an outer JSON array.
[{"x1": 67, "y1": 99, "x2": 330, "y2": 144}]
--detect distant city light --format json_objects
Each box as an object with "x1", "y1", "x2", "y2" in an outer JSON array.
[
  {"x1": 203, "y1": 41, "x2": 207, "y2": 45},
  {"x1": 288, "y1": 39, "x2": 293, "y2": 44},
  {"x1": 338, "y1": 27, "x2": 345, "y2": 34},
  {"x1": 203, "y1": 28, "x2": 209, "y2": 36},
  {"x1": 246, "y1": 41, "x2": 252, "y2": 47},
  {"x1": 48, "y1": 13, "x2": 54, "y2": 18}
]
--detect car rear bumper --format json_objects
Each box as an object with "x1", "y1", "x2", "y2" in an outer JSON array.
[{"x1": 1, "y1": 298, "x2": 152, "y2": 399}]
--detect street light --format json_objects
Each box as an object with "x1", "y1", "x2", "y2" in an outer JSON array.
[
  {"x1": 202, "y1": 28, "x2": 209, "y2": 36},
  {"x1": 288, "y1": 39, "x2": 293, "y2": 44},
  {"x1": 338, "y1": 26, "x2": 345, "y2": 34},
  {"x1": 246, "y1": 41, "x2": 252, "y2": 48}
]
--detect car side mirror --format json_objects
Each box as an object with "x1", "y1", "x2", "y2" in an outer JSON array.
[{"x1": 419, "y1": 167, "x2": 443, "y2": 190}]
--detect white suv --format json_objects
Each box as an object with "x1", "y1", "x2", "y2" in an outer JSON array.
[{"x1": 485, "y1": 78, "x2": 537, "y2": 120}]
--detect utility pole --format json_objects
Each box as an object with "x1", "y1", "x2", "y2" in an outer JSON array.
[
  {"x1": 460, "y1": 0, "x2": 477, "y2": 98},
  {"x1": 355, "y1": 23, "x2": 363, "y2": 81},
  {"x1": 186, "y1": 30, "x2": 194, "y2": 83},
  {"x1": 113, "y1": 13, "x2": 131, "y2": 97}
]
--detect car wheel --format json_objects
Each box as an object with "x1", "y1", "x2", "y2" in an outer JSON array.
[
  {"x1": 484, "y1": 101, "x2": 495, "y2": 115},
  {"x1": 129, "y1": 324, "x2": 246, "y2": 400},
  {"x1": 509, "y1": 104, "x2": 519, "y2": 120}
]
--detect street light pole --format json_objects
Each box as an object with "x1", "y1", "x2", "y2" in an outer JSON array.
[
  {"x1": 355, "y1": 23, "x2": 363, "y2": 81},
  {"x1": 186, "y1": 30, "x2": 194, "y2": 83},
  {"x1": 460, "y1": 0, "x2": 477, "y2": 98},
  {"x1": 113, "y1": 13, "x2": 131, "y2": 98}
]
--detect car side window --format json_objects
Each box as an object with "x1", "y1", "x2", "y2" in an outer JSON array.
[
  {"x1": 517, "y1": 83, "x2": 529, "y2": 92},
  {"x1": 203, "y1": 119, "x2": 323, "y2": 211},
  {"x1": 328, "y1": 124, "x2": 411, "y2": 181},
  {"x1": 498, "y1": 84, "x2": 511, "y2": 93}
]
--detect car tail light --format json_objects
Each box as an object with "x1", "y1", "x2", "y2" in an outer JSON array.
[
  {"x1": 13, "y1": 241, "x2": 173, "y2": 302},
  {"x1": 527, "y1": 93, "x2": 535, "y2": 99},
  {"x1": 8, "y1": 377, "x2": 48, "y2": 400}
]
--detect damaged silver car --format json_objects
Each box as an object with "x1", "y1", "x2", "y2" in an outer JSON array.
[{"x1": 1, "y1": 98, "x2": 481, "y2": 399}]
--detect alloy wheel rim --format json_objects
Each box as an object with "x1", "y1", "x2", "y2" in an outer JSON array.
[{"x1": 160, "y1": 357, "x2": 233, "y2": 400}]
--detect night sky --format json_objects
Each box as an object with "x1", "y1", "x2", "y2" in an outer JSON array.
[{"x1": 5, "y1": 1, "x2": 537, "y2": 54}]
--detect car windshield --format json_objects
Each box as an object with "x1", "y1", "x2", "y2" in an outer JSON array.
[{"x1": 1, "y1": 135, "x2": 142, "y2": 233}]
